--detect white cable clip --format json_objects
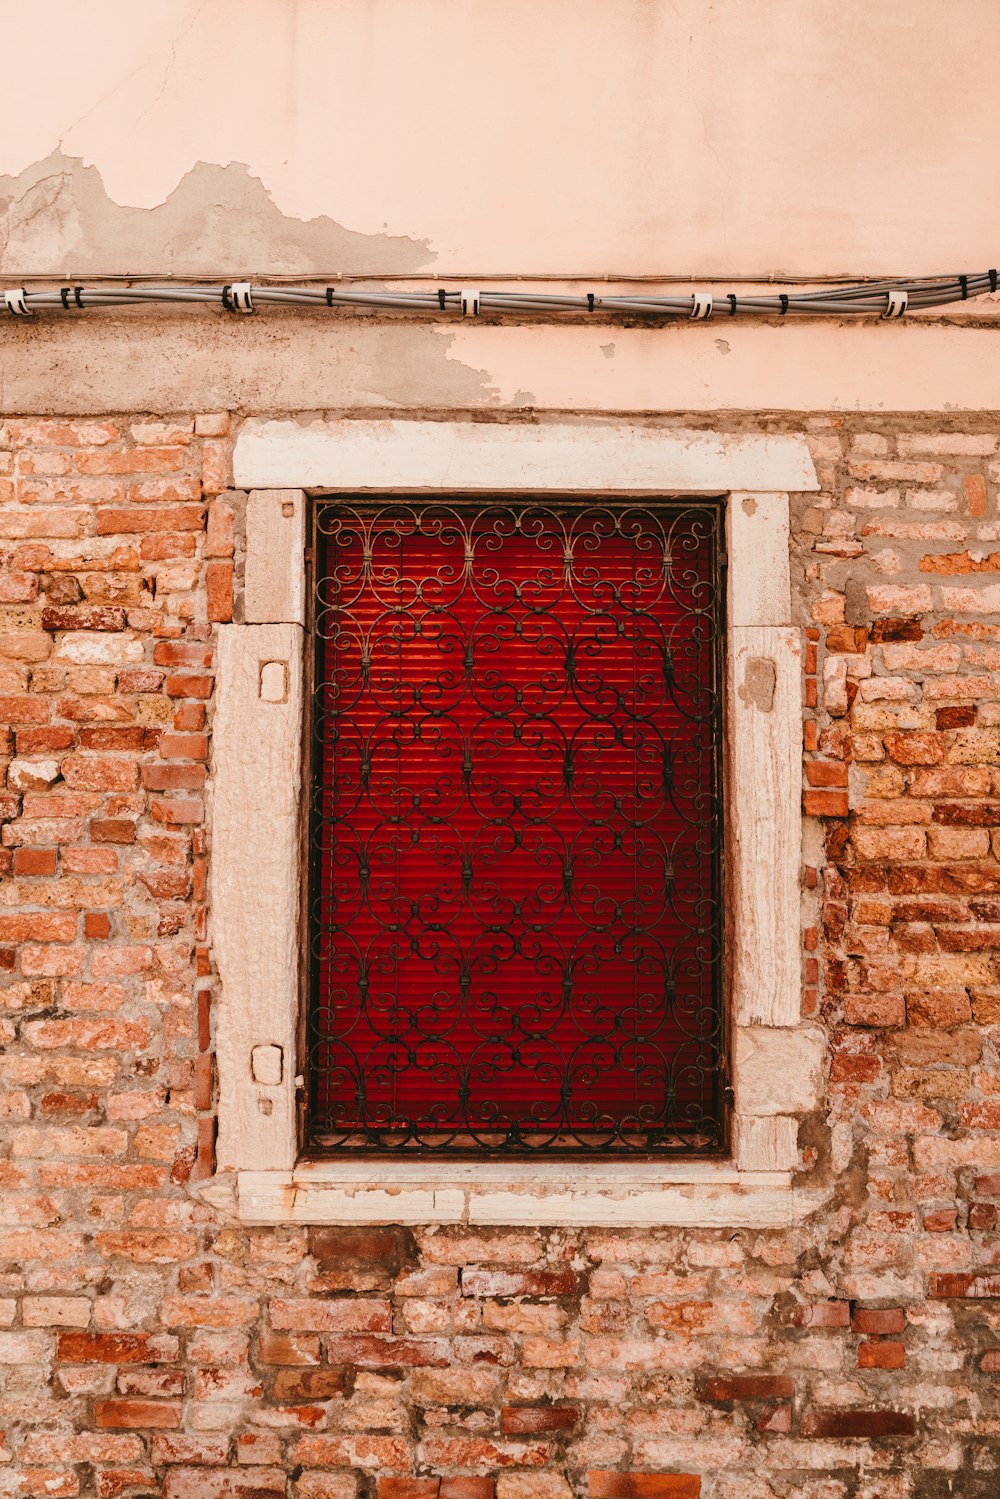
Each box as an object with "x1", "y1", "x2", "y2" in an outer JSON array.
[
  {"x1": 461, "y1": 288, "x2": 480, "y2": 317},
  {"x1": 3, "y1": 288, "x2": 30, "y2": 317},
  {"x1": 882, "y1": 290, "x2": 908, "y2": 319},
  {"x1": 222, "y1": 281, "x2": 254, "y2": 314},
  {"x1": 689, "y1": 291, "x2": 713, "y2": 320}
]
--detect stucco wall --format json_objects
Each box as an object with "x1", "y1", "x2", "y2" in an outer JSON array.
[{"x1": 1, "y1": 0, "x2": 998, "y2": 278}]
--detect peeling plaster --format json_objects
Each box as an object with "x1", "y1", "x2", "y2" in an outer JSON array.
[
  {"x1": 0, "y1": 151, "x2": 433, "y2": 276},
  {"x1": 739, "y1": 657, "x2": 777, "y2": 714},
  {"x1": 0, "y1": 313, "x2": 496, "y2": 415}
]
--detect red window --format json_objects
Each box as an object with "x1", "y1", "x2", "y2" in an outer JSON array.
[{"x1": 308, "y1": 499, "x2": 725, "y2": 1152}]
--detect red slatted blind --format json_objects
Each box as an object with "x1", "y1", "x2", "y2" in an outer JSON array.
[{"x1": 310, "y1": 501, "x2": 723, "y2": 1150}]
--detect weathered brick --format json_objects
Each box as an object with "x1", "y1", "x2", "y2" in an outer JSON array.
[
  {"x1": 588, "y1": 1478, "x2": 700, "y2": 1499},
  {"x1": 94, "y1": 1398, "x2": 183, "y2": 1429},
  {"x1": 501, "y1": 1405, "x2": 580, "y2": 1433},
  {"x1": 799, "y1": 1408, "x2": 916, "y2": 1438},
  {"x1": 461, "y1": 1269, "x2": 580, "y2": 1298},
  {"x1": 700, "y1": 1375, "x2": 794, "y2": 1401}
]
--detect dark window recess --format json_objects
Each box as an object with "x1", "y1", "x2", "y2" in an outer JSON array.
[{"x1": 307, "y1": 498, "x2": 726, "y2": 1153}]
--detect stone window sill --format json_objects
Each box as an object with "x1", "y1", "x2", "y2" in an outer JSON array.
[{"x1": 232, "y1": 1160, "x2": 830, "y2": 1229}]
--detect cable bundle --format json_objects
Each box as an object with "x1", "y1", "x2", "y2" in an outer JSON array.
[{"x1": 3, "y1": 270, "x2": 997, "y2": 321}]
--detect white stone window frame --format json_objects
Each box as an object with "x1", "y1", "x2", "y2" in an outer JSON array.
[{"x1": 212, "y1": 419, "x2": 827, "y2": 1228}]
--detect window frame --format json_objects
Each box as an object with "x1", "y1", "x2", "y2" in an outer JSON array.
[{"x1": 209, "y1": 419, "x2": 828, "y2": 1228}]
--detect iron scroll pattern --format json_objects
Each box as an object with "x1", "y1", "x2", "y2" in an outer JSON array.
[{"x1": 307, "y1": 499, "x2": 726, "y2": 1153}]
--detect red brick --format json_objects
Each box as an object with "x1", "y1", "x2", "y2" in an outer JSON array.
[
  {"x1": 0, "y1": 570, "x2": 39, "y2": 602},
  {"x1": 258, "y1": 1332, "x2": 321, "y2": 1366},
  {"x1": 157, "y1": 732, "x2": 207, "y2": 759},
  {"x1": 272, "y1": 1369, "x2": 351, "y2": 1399},
  {"x1": 150, "y1": 797, "x2": 204, "y2": 825},
  {"x1": 804, "y1": 760, "x2": 848, "y2": 787},
  {"x1": 965, "y1": 473, "x2": 988, "y2": 517},
  {"x1": 141, "y1": 532, "x2": 196, "y2": 560},
  {"x1": 844, "y1": 994, "x2": 906, "y2": 1027},
  {"x1": 12, "y1": 846, "x2": 57, "y2": 876},
  {"x1": 501, "y1": 1404, "x2": 580, "y2": 1432},
  {"x1": 0, "y1": 696, "x2": 48, "y2": 723},
  {"x1": 936, "y1": 705, "x2": 975, "y2": 729},
  {"x1": 800, "y1": 1408, "x2": 915, "y2": 1438},
  {"x1": 90, "y1": 819, "x2": 137, "y2": 844},
  {"x1": 205, "y1": 499, "x2": 235, "y2": 558},
  {"x1": 15, "y1": 726, "x2": 74, "y2": 752},
  {"x1": 78, "y1": 726, "x2": 148, "y2": 750},
  {"x1": 95, "y1": 506, "x2": 204, "y2": 534},
  {"x1": 970, "y1": 1202, "x2": 998, "y2": 1231},
  {"x1": 164, "y1": 673, "x2": 213, "y2": 699},
  {"x1": 206, "y1": 562, "x2": 234, "y2": 622},
  {"x1": 461, "y1": 1269, "x2": 580, "y2": 1298},
  {"x1": 95, "y1": 1400, "x2": 182, "y2": 1430},
  {"x1": 929, "y1": 1273, "x2": 1000, "y2": 1298},
  {"x1": 173, "y1": 702, "x2": 205, "y2": 730},
  {"x1": 804, "y1": 789, "x2": 849, "y2": 816},
  {"x1": 700, "y1": 1375, "x2": 794, "y2": 1401},
  {"x1": 320, "y1": 1336, "x2": 449, "y2": 1368},
  {"x1": 825, "y1": 625, "x2": 868, "y2": 653},
  {"x1": 858, "y1": 1340, "x2": 905, "y2": 1369},
  {"x1": 0, "y1": 912, "x2": 76, "y2": 942},
  {"x1": 851, "y1": 1307, "x2": 905, "y2": 1334},
  {"x1": 76, "y1": 447, "x2": 186, "y2": 476},
  {"x1": 377, "y1": 1483, "x2": 438, "y2": 1499},
  {"x1": 141, "y1": 763, "x2": 206, "y2": 791},
  {"x1": 790, "y1": 1301, "x2": 851, "y2": 1328},
  {"x1": 309, "y1": 1226, "x2": 417, "y2": 1272},
  {"x1": 58, "y1": 1332, "x2": 179, "y2": 1364},
  {"x1": 161, "y1": 1297, "x2": 258, "y2": 1328},
  {"x1": 42, "y1": 605, "x2": 127, "y2": 631},
  {"x1": 871, "y1": 617, "x2": 923, "y2": 643},
  {"x1": 268, "y1": 1298, "x2": 391, "y2": 1332},
  {"x1": 884, "y1": 731, "x2": 944, "y2": 765},
  {"x1": 588, "y1": 1477, "x2": 701, "y2": 1499},
  {"x1": 440, "y1": 1483, "x2": 493, "y2": 1499},
  {"x1": 153, "y1": 642, "x2": 212, "y2": 668},
  {"x1": 150, "y1": 1435, "x2": 230, "y2": 1466}
]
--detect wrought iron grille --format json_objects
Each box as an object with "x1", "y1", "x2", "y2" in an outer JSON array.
[{"x1": 307, "y1": 498, "x2": 726, "y2": 1153}]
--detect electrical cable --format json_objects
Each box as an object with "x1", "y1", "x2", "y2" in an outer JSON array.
[{"x1": 1, "y1": 269, "x2": 997, "y2": 322}]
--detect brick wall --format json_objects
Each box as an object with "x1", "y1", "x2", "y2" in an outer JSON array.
[{"x1": 1, "y1": 412, "x2": 999, "y2": 1498}]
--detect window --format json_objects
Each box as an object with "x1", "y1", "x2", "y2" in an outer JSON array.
[
  {"x1": 307, "y1": 499, "x2": 726, "y2": 1153},
  {"x1": 210, "y1": 419, "x2": 826, "y2": 1229}
]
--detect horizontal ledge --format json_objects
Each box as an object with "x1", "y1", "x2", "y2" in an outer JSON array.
[
  {"x1": 233, "y1": 419, "x2": 819, "y2": 494},
  {"x1": 236, "y1": 1165, "x2": 829, "y2": 1228}
]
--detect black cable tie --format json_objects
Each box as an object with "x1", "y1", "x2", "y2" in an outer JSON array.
[
  {"x1": 960, "y1": 274, "x2": 968, "y2": 300},
  {"x1": 990, "y1": 269, "x2": 997, "y2": 294},
  {"x1": 326, "y1": 287, "x2": 335, "y2": 307},
  {"x1": 221, "y1": 284, "x2": 233, "y2": 311},
  {"x1": 60, "y1": 287, "x2": 70, "y2": 310},
  {"x1": 728, "y1": 294, "x2": 737, "y2": 317},
  {"x1": 779, "y1": 294, "x2": 789, "y2": 315},
  {"x1": 438, "y1": 288, "x2": 446, "y2": 312},
  {"x1": 587, "y1": 293, "x2": 595, "y2": 313},
  {"x1": 74, "y1": 286, "x2": 83, "y2": 309}
]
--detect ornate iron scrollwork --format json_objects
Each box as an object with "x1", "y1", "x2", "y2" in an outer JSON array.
[{"x1": 307, "y1": 499, "x2": 725, "y2": 1152}]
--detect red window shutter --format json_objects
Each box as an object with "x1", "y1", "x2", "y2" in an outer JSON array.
[{"x1": 310, "y1": 501, "x2": 724, "y2": 1151}]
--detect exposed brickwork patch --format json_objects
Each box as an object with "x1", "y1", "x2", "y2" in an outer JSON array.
[{"x1": 0, "y1": 413, "x2": 998, "y2": 1497}]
